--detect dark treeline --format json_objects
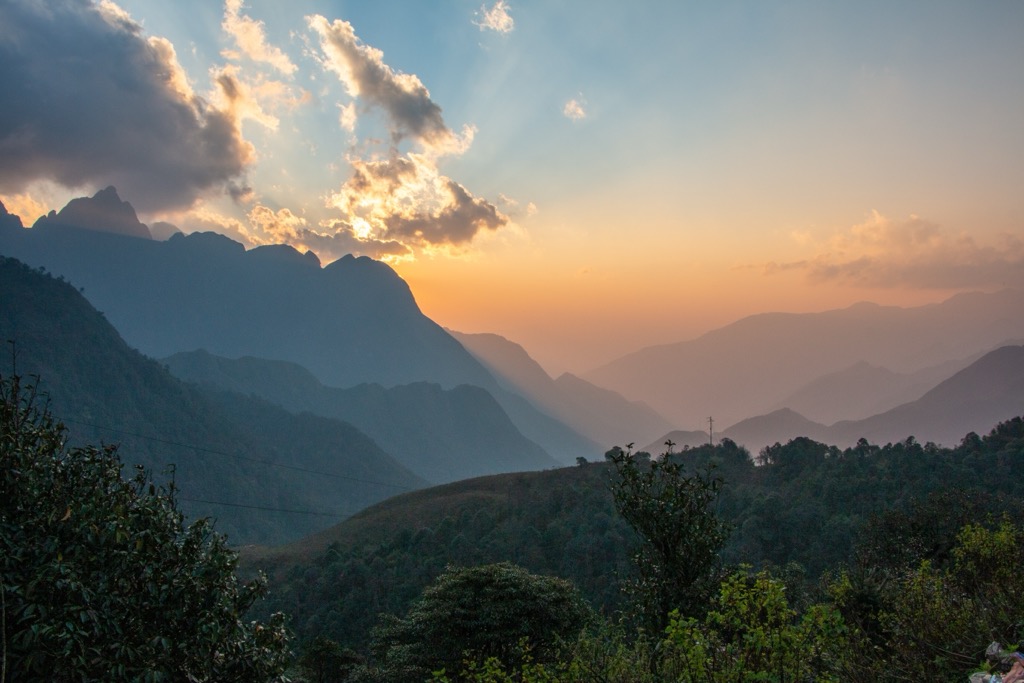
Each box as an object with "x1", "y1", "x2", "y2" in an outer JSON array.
[{"x1": 248, "y1": 418, "x2": 1024, "y2": 665}]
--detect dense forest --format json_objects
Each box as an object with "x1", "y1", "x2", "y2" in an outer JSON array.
[{"x1": 243, "y1": 419, "x2": 1024, "y2": 681}]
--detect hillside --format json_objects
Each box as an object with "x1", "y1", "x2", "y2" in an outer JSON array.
[
  {"x1": 0, "y1": 189, "x2": 494, "y2": 390},
  {"x1": 658, "y1": 345, "x2": 1024, "y2": 453},
  {"x1": 164, "y1": 350, "x2": 560, "y2": 483},
  {"x1": 244, "y1": 421, "x2": 1024, "y2": 654},
  {"x1": 0, "y1": 256, "x2": 425, "y2": 544},
  {"x1": 453, "y1": 330, "x2": 672, "y2": 449},
  {"x1": 830, "y1": 344, "x2": 1024, "y2": 447},
  {"x1": 0, "y1": 190, "x2": 597, "y2": 463},
  {"x1": 586, "y1": 293, "x2": 1024, "y2": 426}
]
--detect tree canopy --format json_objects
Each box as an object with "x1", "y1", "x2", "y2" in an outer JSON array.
[
  {"x1": 0, "y1": 374, "x2": 291, "y2": 681},
  {"x1": 360, "y1": 562, "x2": 591, "y2": 681}
]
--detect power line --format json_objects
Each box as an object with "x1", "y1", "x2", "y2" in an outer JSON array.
[
  {"x1": 178, "y1": 496, "x2": 346, "y2": 518},
  {"x1": 61, "y1": 417, "x2": 413, "y2": 492}
]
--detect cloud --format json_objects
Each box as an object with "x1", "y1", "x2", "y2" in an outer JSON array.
[
  {"x1": 241, "y1": 203, "x2": 412, "y2": 261},
  {"x1": 761, "y1": 211, "x2": 1024, "y2": 289},
  {"x1": 338, "y1": 102, "x2": 358, "y2": 132},
  {"x1": 0, "y1": 0, "x2": 253, "y2": 212},
  {"x1": 474, "y1": 1, "x2": 514, "y2": 34},
  {"x1": 210, "y1": 64, "x2": 280, "y2": 131},
  {"x1": 294, "y1": 223, "x2": 412, "y2": 262},
  {"x1": 247, "y1": 204, "x2": 306, "y2": 243},
  {"x1": 308, "y1": 14, "x2": 468, "y2": 153},
  {"x1": 0, "y1": 190, "x2": 54, "y2": 225},
  {"x1": 326, "y1": 154, "x2": 507, "y2": 250},
  {"x1": 305, "y1": 14, "x2": 509, "y2": 257},
  {"x1": 222, "y1": 0, "x2": 297, "y2": 76},
  {"x1": 563, "y1": 98, "x2": 587, "y2": 121},
  {"x1": 167, "y1": 204, "x2": 256, "y2": 246}
]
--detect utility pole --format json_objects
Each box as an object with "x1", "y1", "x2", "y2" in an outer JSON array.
[{"x1": 708, "y1": 416, "x2": 714, "y2": 446}]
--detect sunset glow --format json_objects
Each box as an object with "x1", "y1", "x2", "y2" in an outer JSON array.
[{"x1": 2, "y1": 0, "x2": 1022, "y2": 373}]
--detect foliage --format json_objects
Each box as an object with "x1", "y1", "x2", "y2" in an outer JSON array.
[
  {"x1": 358, "y1": 562, "x2": 591, "y2": 682},
  {"x1": 606, "y1": 445, "x2": 728, "y2": 631},
  {"x1": 251, "y1": 421, "x2": 1024, "y2": 661},
  {"x1": 296, "y1": 636, "x2": 363, "y2": 683},
  {"x1": 830, "y1": 518, "x2": 1024, "y2": 682},
  {"x1": 660, "y1": 568, "x2": 848, "y2": 682},
  {"x1": 0, "y1": 374, "x2": 291, "y2": 681},
  {"x1": 249, "y1": 464, "x2": 633, "y2": 653}
]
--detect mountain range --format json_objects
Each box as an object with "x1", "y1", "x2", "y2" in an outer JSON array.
[
  {"x1": 641, "y1": 344, "x2": 1024, "y2": 454},
  {"x1": 0, "y1": 255, "x2": 425, "y2": 545},
  {"x1": 0, "y1": 188, "x2": 597, "y2": 463},
  {"x1": 5, "y1": 187, "x2": 1024, "y2": 484},
  {"x1": 163, "y1": 349, "x2": 558, "y2": 483},
  {"x1": 451, "y1": 330, "x2": 674, "y2": 450},
  {"x1": 586, "y1": 294, "x2": 1024, "y2": 429}
]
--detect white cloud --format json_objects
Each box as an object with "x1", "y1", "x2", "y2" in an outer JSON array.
[
  {"x1": 474, "y1": 1, "x2": 514, "y2": 34},
  {"x1": 305, "y1": 14, "x2": 509, "y2": 258},
  {"x1": 325, "y1": 153, "x2": 507, "y2": 249},
  {"x1": 563, "y1": 97, "x2": 587, "y2": 121},
  {"x1": 222, "y1": 0, "x2": 297, "y2": 76}
]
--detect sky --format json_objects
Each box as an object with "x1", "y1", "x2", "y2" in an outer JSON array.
[{"x1": 2, "y1": 0, "x2": 1023, "y2": 374}]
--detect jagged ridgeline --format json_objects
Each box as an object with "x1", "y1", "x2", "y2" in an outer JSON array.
[
  {"x1": 0, "y1": 190, "x2": 597, "y2": 464},
  {"x1": 0, "y1": 256, "x2": 425, "y2": 544}
]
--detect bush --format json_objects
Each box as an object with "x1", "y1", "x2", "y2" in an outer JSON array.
[{"x1": 0, "y1": 374, "x2": 291, "y2": 681}]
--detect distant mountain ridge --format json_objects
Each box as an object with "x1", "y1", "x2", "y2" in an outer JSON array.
[
  {"x1": 0, "y1": 190, "x2": 598, "y2": 462},
  {"x1": 0, "y1": 196, "x2": 491, "y2": 391},
  {"x1": 0, "y1": 256, "x2": 425, "y2": 545},
  {"x1": 35, "y1": 186, "x2": 152, "y2": 239},
  {"x1": 452, "y1": 330, "x2": 673, "y2": 449},
  {"x1": 586, "y1": 293, "x2": 1024, "y2": 427},
  {"x1": 770, "y1": 353, "x2": 995, "y2": 424},
  {"x1": 164, "y1": 350, "x2": 560, "y2": 483},
  {"x1": 644, "y1": 345, "x2": 1024, "y2": 453}
]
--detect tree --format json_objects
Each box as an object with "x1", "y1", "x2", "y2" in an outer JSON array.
[
  {"x1": 0, "y1": 374, "x2": 291, "y2": 681},
  {"x1": 660, "y1": 568, "x2": 848, "y2": 682},
  {"x1": 297, "y1": 636, "x2": 362, "y2": 683},
  {"x1": 606, "y1": 446, "x2": 729, "y2": 633},
  {"x1": 363, "y1": 562, "x2": 592, "y2": 681}
]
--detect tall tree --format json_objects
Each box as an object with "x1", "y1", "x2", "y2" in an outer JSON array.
[{"x1": 607, "y1": 446, "x2": 729, "y2": 633}]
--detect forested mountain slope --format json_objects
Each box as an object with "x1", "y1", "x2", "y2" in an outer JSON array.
[
  {"x1": 0, "y1": 191, "x2": 596, "y2": 463},
  {"x1": 164, "y1": 350, "x2": 560, "y2": 483},
  {"x1": 0, "y1": 256, "x2": 425, "y2": 544},
  {"x1": 244, "y1": 418, "x2": 1024, "y2": 654}
]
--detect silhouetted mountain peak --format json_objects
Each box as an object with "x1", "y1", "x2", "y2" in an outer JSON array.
[
  {"x1": 248, "y1": 243, "x2": 321, "y2": 269},
  {"x1": 0, "y1": 199, "x2": 23, "y2": 231},
  {"x1": 167, "y1": 230, "x2": 246, "y2": 255},
  {"x1": 35, "y1": 186, "x2": 151, "y2": 240}
]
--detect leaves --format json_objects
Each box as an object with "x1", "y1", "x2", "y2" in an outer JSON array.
[{"x1": 0, "y1": 373, "x2": 291, "y2": 681}]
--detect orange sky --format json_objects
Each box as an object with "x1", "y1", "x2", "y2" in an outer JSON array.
[{"x1": 2, "y1": 1, "x2": 1022, "y2": 375}]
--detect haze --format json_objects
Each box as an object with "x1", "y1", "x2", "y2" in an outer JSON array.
[{"x1": 2, "y1": 0, "x2": 1022, "y2": 374}]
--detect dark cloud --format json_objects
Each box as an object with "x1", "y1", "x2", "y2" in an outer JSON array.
[{"x1": 0, "y1": 0, "x2": 251, "y2": 212}]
